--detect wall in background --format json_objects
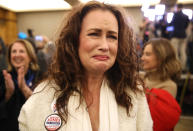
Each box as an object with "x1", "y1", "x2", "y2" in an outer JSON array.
[
  {"x1": 16, "y1": 7, "x2": 143, "y2": 40},
  {"x1": 17, "y1": 10, "x2": 69, "y2": 41},
  {"x1": 125, "y1": 7, "x2": 144, "y2": 34},
  {"x1": 0, "y1": 8, "x2": 17, "y2": 45}
]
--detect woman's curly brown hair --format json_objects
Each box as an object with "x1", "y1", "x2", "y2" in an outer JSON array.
[{"x1": 48, "y1": 1, "x2": 142, "y2": 123}]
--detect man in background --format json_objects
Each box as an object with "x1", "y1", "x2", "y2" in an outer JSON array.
[{"x1": 170, "y1": 3, "x2": 190, "y2": 72}]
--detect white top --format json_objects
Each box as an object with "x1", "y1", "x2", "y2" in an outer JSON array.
[{"x1": 18, "y1": 80, "x2": 153, "y2": 131}]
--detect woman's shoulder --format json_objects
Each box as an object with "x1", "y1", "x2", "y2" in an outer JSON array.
[
  {"x1": 125, "y1": 85, "x2": 146, "y2": 101},
  {"x1": 19, "y1": 80, "x2": 61, "y2": 130},
  {"x1": 161, "y1": 79, "x2": 177, "y2": 97},
  {"x1": 161, "y1": 79, "x2": 177, "y2": 88},
  {"x1": 139, "y1": 71, "x2": 146, "y2": 79},
  {"x1": 22, "y1": 80, "x2": 60, "y2": 109},
  {"x1": 119, "y1": 85, "x2": 153, "y2": 130},
  {"x1": 32, "y1": 80, "x2": 60, "y2": 95}
]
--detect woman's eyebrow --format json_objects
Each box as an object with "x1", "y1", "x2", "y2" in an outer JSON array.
[
  {"x1": 87, "y1": 28, "x2": 101, "y2": 32},
  {"x1": 87, "y1": 28, "x2": 118, "y2": 34},
  {"x1": 108, "y1": 31, "x2": 118, "y2": 35}
]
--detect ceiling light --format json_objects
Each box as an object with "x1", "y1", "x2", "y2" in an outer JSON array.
[
  {"x1": 0, "y1": 0, "x2": 71, "y2": 12},
  {"x1": 79, "y1": 0, "x2": 160, "y2": 7}
]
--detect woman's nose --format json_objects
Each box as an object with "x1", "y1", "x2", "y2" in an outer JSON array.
[
  {"x1": 99, "y1": 37, "x2": 109, "y2": 52},
  {"x1": 14, "y1": 51, "x2": 20, "y2": 56},
  {"x1": 141, "y1": 55, "x2": 145, "y2": 61}
]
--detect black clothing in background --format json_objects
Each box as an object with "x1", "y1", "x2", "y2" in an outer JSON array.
[
  {"x1": 37, "y1": 50, "x2": 48, "y2": 80},
  {"x1": 0, "y1": 38, "x2": 7, "y2": 70},
  {"x1": 170, "y1": 10, "x2": 189, "y2": 38},
  {"x1": 0, "y1": 69, "x2": 39, "y2": 131}
]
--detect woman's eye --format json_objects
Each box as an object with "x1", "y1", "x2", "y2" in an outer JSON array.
[
  {"x1": 107, "y1": 35, "x2": 117, "y2": 40},
  {"x1": 108, "y1": 35, "x2": 117, "y2": 40},
  {"x1": 19, "y1": 50, "x2": 25, "y2": 53},
  {"x1": 144, "y1": 52, "x2": 151, "y2": 56},
  {"x1": 11, "y1": 50, "x2": 16, "y2": 53},
  {"x1": 88, "y1": 33, "x2": 98, "y2": 36}
]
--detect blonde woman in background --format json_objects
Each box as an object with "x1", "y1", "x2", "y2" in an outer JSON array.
[
  {"x1": 0, "y1": 39, "x2": 39, "y2": 131},
  {"x1": 141, "y1": 38, "x2": 182, "y2": 131}
]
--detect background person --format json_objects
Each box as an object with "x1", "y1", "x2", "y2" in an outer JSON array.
[
  {"x1": 0, "y1": 37, "x2": 7, "y2": 70},
  {"x1": 0, "y1": 39, "x2": 39, "y2": 131},
  {"x1": 170, "y1": 3, "x2": 190, "y2": 71},
  {"x1": 19, "y1": 1, "x2": 153, "y2": 131},
  {"x1": 35, "y1": 35, "x2": 49, "y2": 80},
  {"x1": 141, "y1": 38, "x2": 182, "y2": 131}
]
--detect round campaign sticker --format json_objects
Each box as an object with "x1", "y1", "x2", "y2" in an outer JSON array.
[{"x1": 44, "y1": 114, "x2": 62, "y2": 131}]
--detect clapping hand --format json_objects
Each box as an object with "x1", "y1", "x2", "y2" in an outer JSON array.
[
  {"x1": 3, "y1": 70, "x2": 15, "y2": 101},
  {"x1": 17, "y1": 66, "x2": 33, "y2": 99},
  {"x1": 17, "y1": 66, "x2": 27, "y2": 89}
]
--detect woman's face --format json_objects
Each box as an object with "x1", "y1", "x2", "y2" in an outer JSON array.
[
  {"x1": 141, "y1": 44, "x2": 158, "y2": 71},
  {"x1": 10, "y1": 42, "x2": 31, "y2": 71},
  {"x1": 79, "y1": 9, "x2": 118, "y2": 75}
]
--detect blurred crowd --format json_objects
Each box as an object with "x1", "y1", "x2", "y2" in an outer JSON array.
[{"x1": 137, "y1": 4, "x2": 193, "y2": 74}]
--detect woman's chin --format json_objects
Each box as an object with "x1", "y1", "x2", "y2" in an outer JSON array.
[
  {"x1": 92, "y1": 65, "x2": 111, "y2": 74},
  {"x1": 14, "y1": 65, "x2": 26, "y2": 70}
]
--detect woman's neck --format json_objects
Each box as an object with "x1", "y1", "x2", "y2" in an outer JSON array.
[
  {"x1": 85, "y1": 73, "x2": 104, "y2": 92},
  {"x1": 145, "y1": 69, "x2": 160, "y2": 81}
]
